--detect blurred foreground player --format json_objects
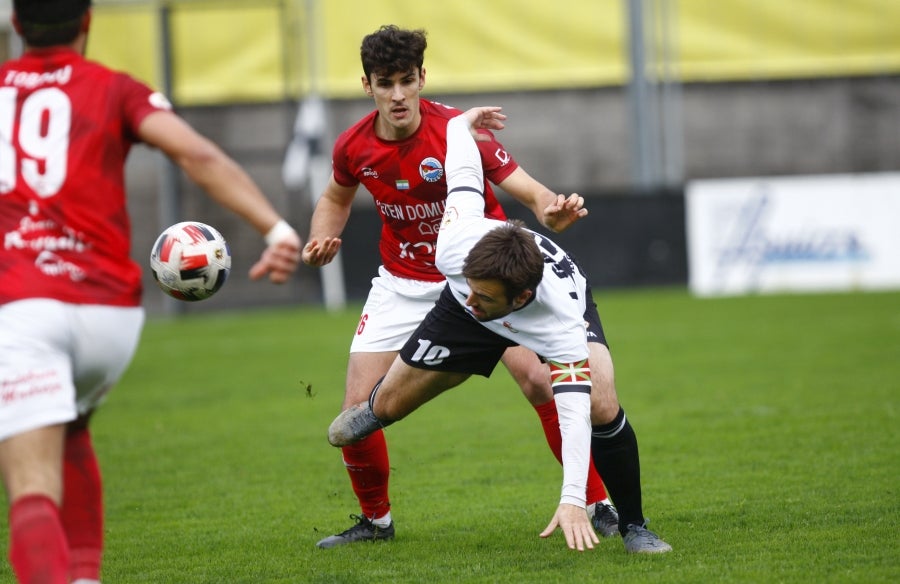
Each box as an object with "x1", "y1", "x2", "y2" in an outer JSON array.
[{"x1": 0, "y1": 1, "x2": 301, "y2": 582}]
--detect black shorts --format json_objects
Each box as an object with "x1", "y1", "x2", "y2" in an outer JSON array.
[
  {"x1": 399, "y1": 284, "x2": 609, "y2": 377},
  {"x1": 583, "y1": 280, "x2": 608, "y2": 348},
  {"x1": 399, "y1": 285, "x2": 516, "y2": 377}
]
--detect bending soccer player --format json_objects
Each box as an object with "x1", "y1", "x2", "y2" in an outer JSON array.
[{"x1": 328, "y1": 107, "x2": 672, "y2": 554}]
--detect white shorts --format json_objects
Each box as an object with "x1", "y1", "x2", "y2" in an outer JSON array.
[
  {"x1": 349, "y1": 266, "x2": 445, "y2": 353},
  {"x1": 0, "y1": 299, "x2": 145, "y2": 441}
]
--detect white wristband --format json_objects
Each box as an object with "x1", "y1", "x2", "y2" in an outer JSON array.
[{"x1": 264, "y1": 219, "x2": 295, "y2": 246}]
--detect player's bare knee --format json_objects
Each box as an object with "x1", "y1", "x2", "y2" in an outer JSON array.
[
  {"x1": 518, "y1": 373, "x2": 553, "y2": 405},
  {"x1": 590, "y1": 396, "x2": 621, "y2": 425},
  {"x1": 343, "y1": 384, "x2": 375, "y2": 409},
  {"x1": 507, "y1": 359, "x2": 552, "y2": 405}
]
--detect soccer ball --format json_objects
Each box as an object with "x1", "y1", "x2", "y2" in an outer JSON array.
[{"x1": 150, "y1": 221, "x2": 231, "y2": 301}]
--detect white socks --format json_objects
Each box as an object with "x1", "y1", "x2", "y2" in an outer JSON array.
[{"x1": 371, "y1": 512, "x2": 392, "y2": 528}]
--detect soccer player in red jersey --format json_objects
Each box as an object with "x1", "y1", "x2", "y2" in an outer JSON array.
[
  {"x1": 302, "y1": 25, "x2": 618, "y2": 548},
  {"x1": 0, "y1": 2, "x2": 301, "y2": 582}
]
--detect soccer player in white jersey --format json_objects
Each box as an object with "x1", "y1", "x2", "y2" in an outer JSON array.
[
  {"x1": 0, "y1": 2, "x2": 301, "y2": 582},
  {"x1": 328, "y1": 107, "x2": 672, "y2": 554}
]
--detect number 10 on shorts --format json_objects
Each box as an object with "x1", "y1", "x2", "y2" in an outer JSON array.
[{"x1": 409, "y1": 338, "x2": 450, "y2": 365}]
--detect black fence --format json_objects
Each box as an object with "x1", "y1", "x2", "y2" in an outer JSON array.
[{"x1": 339, "y1": 191, "x2": 688, "y2": 301}]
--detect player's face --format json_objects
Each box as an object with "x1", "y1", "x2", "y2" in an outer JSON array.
[
  {"x1": 363, "y1": 68, "x2": 425, "y2": 140},
  {"x1": 464, "y1": 278, "x2": 532, "y2": 322}
]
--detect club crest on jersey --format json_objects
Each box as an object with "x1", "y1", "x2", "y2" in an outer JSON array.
[{"x1": 419, "y1": 157, "x2": 444, "y2": 183}]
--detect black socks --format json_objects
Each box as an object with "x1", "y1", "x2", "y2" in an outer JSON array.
[{"x1": 591, "y1": 407, "x2": 645, "y2": 534}]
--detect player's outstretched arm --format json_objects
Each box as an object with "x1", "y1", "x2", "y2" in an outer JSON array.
[
  {"x1": 457, "y1": 106, "x2": 588, "y2": 233},
  {"x1": 302, "y1": 237, "x2": 343, "y2": 268},
  {"x1": 138, "y1": 110, "x2": 302, "y2": 283},
  {"x1": 250, "y1": 221, "x2": 303, "y2": 284},
  {"x1": 499, "y1": 168, "x2": 589, "y2": 233},
  {"x1": 541, "y1": 192, "x2": 588, "y2": 232},
  {"x1": 302, "y1": 176, "x2": 357, "y2": 267}
]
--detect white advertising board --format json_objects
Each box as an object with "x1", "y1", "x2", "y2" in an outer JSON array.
[{"x1": 686, "y1": 173, "x2": 900, "y2": 296}]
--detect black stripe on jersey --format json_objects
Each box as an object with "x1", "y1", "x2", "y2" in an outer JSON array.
[
  {"x1": 449, "y1": 186, "x2": 484, "y2": 197},
  {"x1": 552, "y1": 383, "x2": 592, "y2": 395}
]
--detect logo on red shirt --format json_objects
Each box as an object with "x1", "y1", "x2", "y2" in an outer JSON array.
[{"x1": 419, "y1": 157, "x2": 444, "y2": 183}]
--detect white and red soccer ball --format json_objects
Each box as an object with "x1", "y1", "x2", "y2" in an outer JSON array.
[{"x1": 150, "y1": 221, "x2": 231, "y2": 301}]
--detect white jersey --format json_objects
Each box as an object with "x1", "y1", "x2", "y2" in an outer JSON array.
[
  {"x1": 436, "y1": 119, "x2": 589, "y2": 363},
  {"x1": 435, "y1": 114, "x2": 592, "y2": 508}
]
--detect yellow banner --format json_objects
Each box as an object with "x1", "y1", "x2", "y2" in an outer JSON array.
[
  {"x1": 87, "y1": 3, "x2": 160, "y2": 88},
  {"x1": 170, "y1": 3, "x2": 287, "y2": 103},
  {"x1": 87, "y1": 0, "x2": 900, "y2": 105},
  {"x1": 677, "y1": 0, "x2": 900, "y2": 81},
  {"x1": 315, "y1": 0, "x2": 627, "y2": 96}
]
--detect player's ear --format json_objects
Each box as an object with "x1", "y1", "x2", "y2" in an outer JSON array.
[
  {"x1": 512, "y1": 288, "x2": 533, "y2": 309},
  {"x1": 11, "y1": 13, "x2": 22, "y2": 34},
  {"x1": 419, "y1": 67, "x2": 426, "y2": 90},
  {"x1": 362, "y1": 76, "x2": 373, "y2": 97}
]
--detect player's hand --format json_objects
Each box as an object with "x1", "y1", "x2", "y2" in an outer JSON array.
[
  {"x1": 301, "y1": 236, "x2": 342, "y2": 267},
  {"x1": 249, "y1": 230, "x2": 302, "y2": 284},
  {"x1": 542, "y1": 193, "x2": 588, "y2": 233},
  {"x1": 540, "y1": 503, "x2": 599, "y2": 552},
  {"x1": 460, "y1": 107, "x2": 506, "y2": 139}
]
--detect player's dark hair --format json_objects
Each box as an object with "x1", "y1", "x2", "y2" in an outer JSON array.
[
  {"x1": 14, "y1": 0, "x2": 91, "y2": 47},
  {"x1": 360, "y1": 25, "x2": 427, "y2": 80},
  {"x1": 463, "y1": 221, "x2": 544, "y2": 303}
]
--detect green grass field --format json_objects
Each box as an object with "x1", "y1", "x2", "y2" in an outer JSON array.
[{"x1": 2, "y1": 288, "x2": 898, "y2": 583}]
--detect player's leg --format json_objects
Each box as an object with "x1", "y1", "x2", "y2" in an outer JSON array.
[
  {"x1": 62, "y1": 304, "x2": 143, "y2": 583},
  {"x1": 321, "y1": 355, "x2": 469, "y2": 549},
  {"x1": 0, "y1": 425, "x2": 69, "y2": 584},
  {"x1": 329, "y1": 360, "x2": 471, "y2": 446},
  {"x1": 64, "y1": 305, "x2": 141, "y2": 582},
  {"x1": 316, "y1": 350, "x2": 397, "y2": 549},
  {"x1": 500, "y1": 346, "x2": 619, "y2": 537},
  {"x1": 577, "y1": 289, "x2": 670, "y2": 553},
  {"x1": 371, "y1": 360, "x2": 471, "y2": 421},
  {"x1": 586, "y1": 341, "x2": 671, "y2": 553},
  {"x1": 61, "y1": 420, "x2": 104, "y2": 584},
  {"x1": 323, "y1": 283, "x2": 509, "y2": 549},
  {"x1": 341, "y1": 351, "x2": 397, "y2": 519},
  {"x1": 0, "y1": 300, "x2": 83, "y2": 582},
  {"x1": 318, "y1": 271, "x2": 446, "y2": 548}
]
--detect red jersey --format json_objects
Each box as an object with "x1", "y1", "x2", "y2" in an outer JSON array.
[
  {"x1": 332, "y1": 99, "x2": 519, "y2": 281},
  {"x1": 0, "y1": 47, "x2": 168, "y2": 307}
]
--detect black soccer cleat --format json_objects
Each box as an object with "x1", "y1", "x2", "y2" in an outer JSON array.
[
  {"x1": 589, "y1": 501, "x2": 620, "y2": 538},
  {"x1": 316, "y1": 514, "x2": 395, "y2": 549}
]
